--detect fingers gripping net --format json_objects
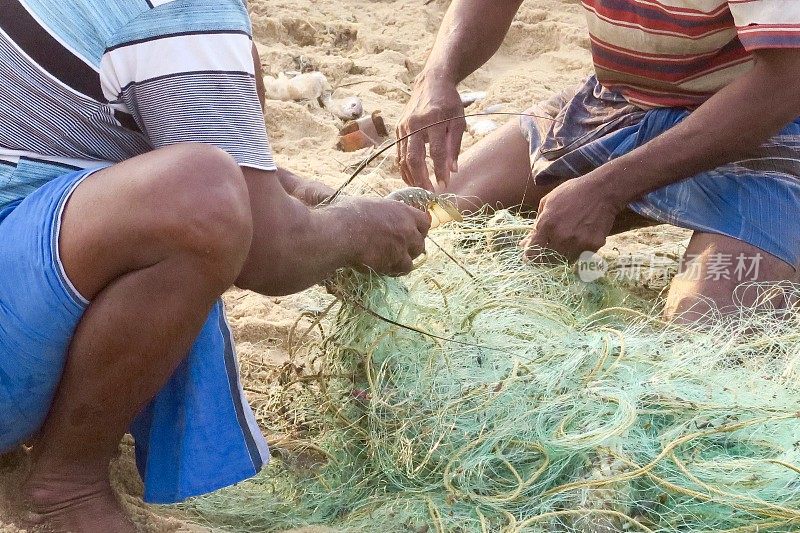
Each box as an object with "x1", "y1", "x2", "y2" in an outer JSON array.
[{"x1": 185, "y1": 214, "x2": 800, "y2": 532}]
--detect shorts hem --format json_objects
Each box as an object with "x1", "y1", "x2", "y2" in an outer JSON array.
[
  {"x1": 51, "y1": 168, "x2": 105, "y2": 308},
  {"x1": 629, "y1": 203, "x2": 799, "y2": 272},
  {"x1": 142, "y1": 461, "x2": 268, "y2": 504}
]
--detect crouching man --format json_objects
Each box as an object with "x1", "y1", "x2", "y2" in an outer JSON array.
[
  {"x1": 397, "y1": 0, "x2": 800, "y2": 321},
  {"x1": 0, "y1": 1, "x2": 429, "y2": 531}
]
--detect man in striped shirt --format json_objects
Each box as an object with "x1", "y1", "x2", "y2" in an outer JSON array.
[
  {"x1": 398, "y1": 0, "x2": 800, "y2": 320},
  {"x1": 0, "y1": 0, "x2": 430, "y2": 531}
]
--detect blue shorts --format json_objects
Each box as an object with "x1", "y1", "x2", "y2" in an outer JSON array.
[
  {"x1": 0, "y1": 168, "x2": 269, "y2": 503},
  {"x1": 522, "y1": 76, "x2": 800, "y2": 269}
]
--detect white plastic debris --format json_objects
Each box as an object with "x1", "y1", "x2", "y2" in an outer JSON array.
[
  {"x1": 466, "y1": 117, "x2": 499, "y2": 136},
  {"x1": 263, "y1": 71, "x2": 363, "y2": 120},
  {"x1": 459, "y1": 90, "x2": 487, "y2": 108},
  {"x1": 264, "y1": 72, "x2": 330, "y2": 101},
  {"x1": 321, "y1": 94, "x2": 363, "y2": 121}
]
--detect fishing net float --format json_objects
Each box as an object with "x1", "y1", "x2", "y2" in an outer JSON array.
[{"x1": 183, "y1": 212, "x2": 800, "y2": 533}]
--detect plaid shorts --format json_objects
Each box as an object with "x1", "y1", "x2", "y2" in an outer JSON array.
[{"x1": 521, "y1": 76, "x2": 800, "y2": 269}]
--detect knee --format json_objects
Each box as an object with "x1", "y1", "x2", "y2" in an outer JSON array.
[
  {"x1": 663, "y1": 282, "x2": 719, "y2": 324},
  {"x1": 151, "y1": 145, "x2": 253, "y2": 282}
]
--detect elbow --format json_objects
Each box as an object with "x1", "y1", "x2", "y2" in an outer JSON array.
[
  {"x1": 234, "y1": 267, "x2": 270, "y2": 295},
  {"x1": 235, "y1": 265, "x2": 295, "y2": 297},
  {"x1": 235, "y1": 256, "x2": 318, "y2": 297}
]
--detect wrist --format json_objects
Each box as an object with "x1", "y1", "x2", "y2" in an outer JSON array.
[
  {"x1": 417, "y1": 64, "x2": 459, "y2": 87},
  {"x1": 326, "y1": 204, "x2": 366, "y2": 268},
  {"x1": 581, "y1": 166, "x2": 633, "y2": 211}
]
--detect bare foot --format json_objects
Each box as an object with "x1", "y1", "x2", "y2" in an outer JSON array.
[{"x1": 23, "y1": 477, "x2": 136, "y2": 533}]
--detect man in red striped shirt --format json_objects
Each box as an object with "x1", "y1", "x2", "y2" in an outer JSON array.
[{"x1": 397, "y1": 0, "x2": 800, "y2": 321}]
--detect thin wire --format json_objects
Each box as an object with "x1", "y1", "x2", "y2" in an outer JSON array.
[
  {"x1": 322, "y1": 111, "x2": 557, "y2": 361},
  {"x1": 342, "y1": 293, "x2": 538, "y2": 361}
]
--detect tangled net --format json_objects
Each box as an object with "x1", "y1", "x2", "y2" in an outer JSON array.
[{"x1": 184, "y1": 214, "x2": 800, "y2": 532}]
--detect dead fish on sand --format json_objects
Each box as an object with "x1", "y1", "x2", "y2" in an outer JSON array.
[{"x1": 263, "y1": 72, "x2": 363, "y2": 121}]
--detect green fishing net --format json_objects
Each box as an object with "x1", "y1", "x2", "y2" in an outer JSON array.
[{"x1": 182, "y1": 214, "x2": 800, "y2": 532}]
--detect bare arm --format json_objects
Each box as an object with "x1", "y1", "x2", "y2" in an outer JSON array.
[
  {"x1": 424, "y1": 0, "x2": 523, "y2": 86},
  {"x1": 398, "y1": 0, "x2": 524, "y2": 189},
  {"x1": 246, "y1": 44, "x2": 424, "y2": 292},
  {"x1": 235, "y1": 168, "x2": 430, "y2": 296},
  {"x1": 526, "y1": 49, "x2": 800, "y2": 260},
  {"x1": 599, "y1": 49, "x2": 800, "y2": 206}
]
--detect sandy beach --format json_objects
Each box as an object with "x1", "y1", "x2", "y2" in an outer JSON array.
[{"x1": 0, "y1": 0, "x2": 689, "y2": 531}]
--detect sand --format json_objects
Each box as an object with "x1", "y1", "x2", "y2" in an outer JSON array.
[
  {"x1": 252, "y1": 0, "x2": 593, "y2": 185},
  {"x1": 0, "y1": 0, "x2": 689, "y2": 531}
]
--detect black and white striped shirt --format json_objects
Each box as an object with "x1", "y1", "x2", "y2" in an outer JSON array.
[{"x1": 0, "y1": 0, "x2": 275, "y2": 209}]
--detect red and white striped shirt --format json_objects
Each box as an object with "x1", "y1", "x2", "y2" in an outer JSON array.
[{"x1": 582, "y1": 0, "x2": 800, "y2": 108}]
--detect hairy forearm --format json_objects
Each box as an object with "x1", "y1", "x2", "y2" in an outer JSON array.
[
  {"x1": 236, "y1": 169, "x2": 356, "y2": 295},
  {"x1": 237, "y1": 169, "x2": 427, "y2": 295},
  {"x1": 249, "y1": 201, "x2": 354, "y2": 295},
  {"x1": 591, "y1": 50, "x2": 800, "y2": 207},
  {"x1": 421, "y1": 0, "x2": 523, "y2": 85}
]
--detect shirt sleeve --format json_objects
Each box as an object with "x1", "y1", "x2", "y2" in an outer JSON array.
[
  {"x1": 99, "y1": 0, "x2": 276, "y2": 171},
  {"x1": 729, "y1": 0, "x2": 800, "y2": 51}
]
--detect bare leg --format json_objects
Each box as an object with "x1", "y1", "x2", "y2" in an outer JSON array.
[
  {"x1": 664, "y1": 232, "x2": 796, "y2": 323},
  {"x1": 442, "y1": 118, "x2": 655, "y2": 233},
  {"x1": 23, "y1": 145, "x2": 252, "y2": 533},
  {"x1": 447, "y1": 119, "x2": 795, "y2": 321},
  {"x1": 441, "y1": 119, "x2": 545, "y2": 212}
]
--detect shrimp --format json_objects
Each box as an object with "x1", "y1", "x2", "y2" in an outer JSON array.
[{"x1": 386, "y1": 187, "x2": 463, "y2": 229}]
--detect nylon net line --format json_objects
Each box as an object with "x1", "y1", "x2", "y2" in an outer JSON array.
[{"x1": 181, "y1": 212, "x2": 800, "y2": 533}]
